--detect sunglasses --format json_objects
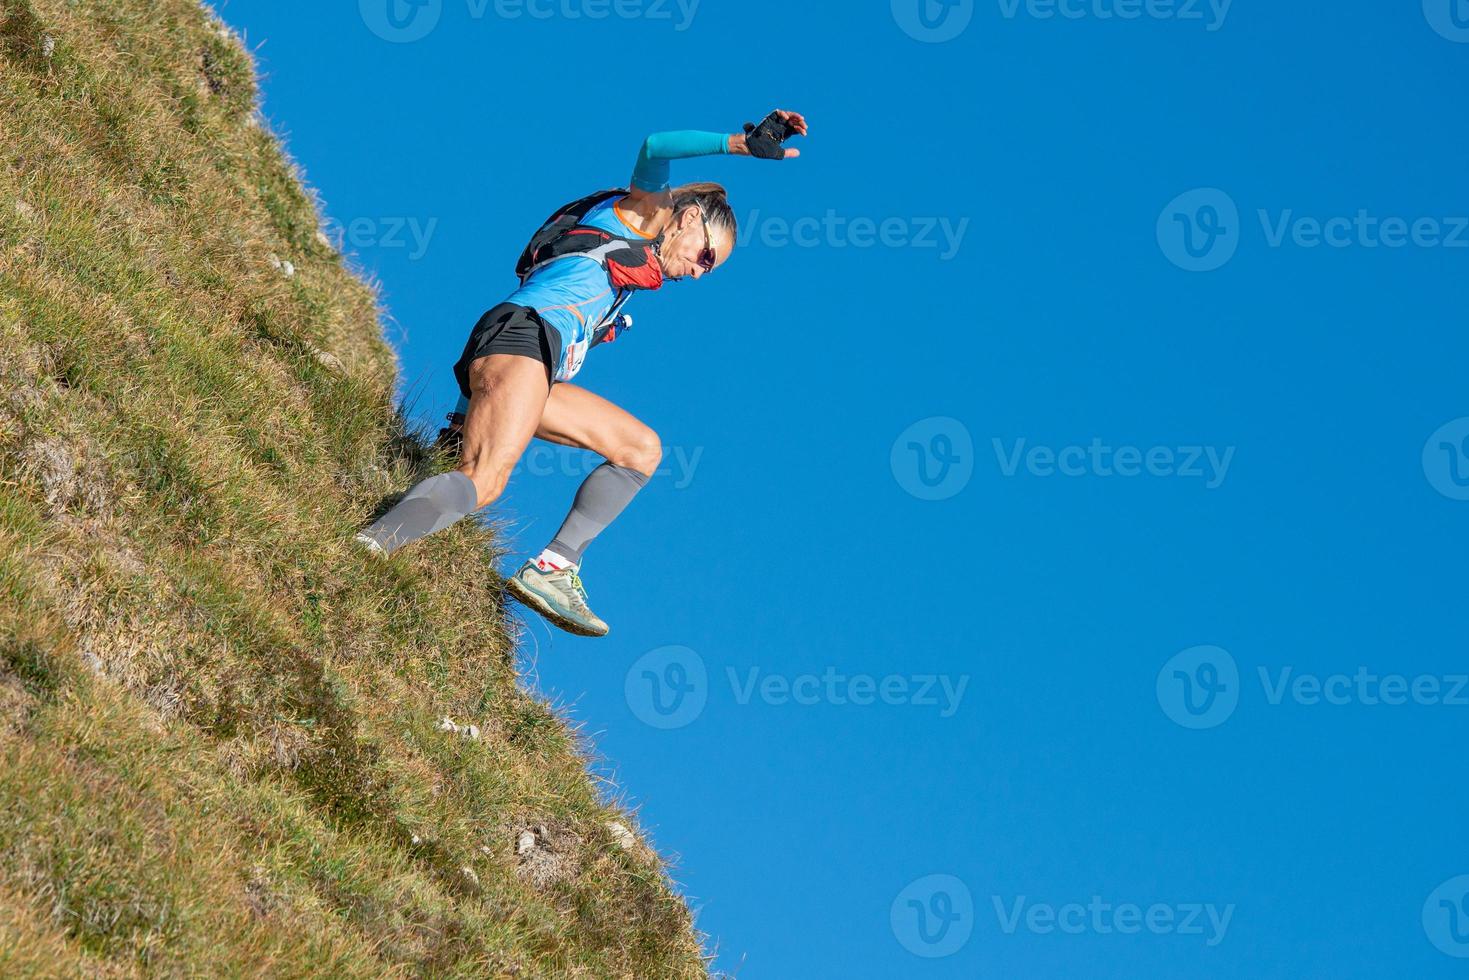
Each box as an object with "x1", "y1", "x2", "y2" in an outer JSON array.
[{"x1": 696, "y1": 209, "x2": 717, "y2": 273}]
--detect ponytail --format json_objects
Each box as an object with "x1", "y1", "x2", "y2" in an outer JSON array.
[{"x1": 670, "y1": 181, "x2": 736, "y2": 238}]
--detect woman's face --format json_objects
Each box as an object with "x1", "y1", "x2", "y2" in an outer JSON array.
[{"x1": 659, "y1": 205, "x2": 735, "y2": 281}]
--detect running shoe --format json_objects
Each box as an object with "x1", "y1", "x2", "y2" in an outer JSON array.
[{"x1": 504, "y1": 560, "x2": 609, "y2": 638}]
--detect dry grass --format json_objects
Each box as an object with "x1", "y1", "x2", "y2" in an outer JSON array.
[{"x1": 0, "y1": 0, "x2": 709, "y2": 975}]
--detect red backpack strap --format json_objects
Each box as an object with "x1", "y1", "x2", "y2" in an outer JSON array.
[
  {"x1": 516, "y1": 188, "x2": 629, "y2": 281},
  {"x1": 605, "y1": 243, "x2": 663, "y2": 290}
]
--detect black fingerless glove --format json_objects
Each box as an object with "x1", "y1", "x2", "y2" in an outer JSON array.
[{"x1": 742, "y1": 111, "x2": 798, "y2": 160}]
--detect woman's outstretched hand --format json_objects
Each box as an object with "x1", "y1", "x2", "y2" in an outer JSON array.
[{"x1": 731, "y1": 109, "x2": 809, "y2": 159}]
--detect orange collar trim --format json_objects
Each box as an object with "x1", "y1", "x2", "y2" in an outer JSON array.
[{"x1": 614, "y1": 199, "x2": 657, "y2": 240}]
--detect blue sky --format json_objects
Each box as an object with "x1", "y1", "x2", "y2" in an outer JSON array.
[{"x1": 212, "y1": 0, "x2": 1469, "y2": 974}]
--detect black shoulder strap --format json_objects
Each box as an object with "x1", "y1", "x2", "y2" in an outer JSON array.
[{"x1": 515, "y1": 188, "x2": 631, "y2": 282}]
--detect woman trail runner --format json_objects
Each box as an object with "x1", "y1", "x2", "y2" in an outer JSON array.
[{"x1": 356, "y1": 110, "x2": 809, "y2": 637}]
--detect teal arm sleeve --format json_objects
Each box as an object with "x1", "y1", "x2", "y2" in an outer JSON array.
[{"x1": 631, "y1": 130, "x2": 731, "y2": 192}]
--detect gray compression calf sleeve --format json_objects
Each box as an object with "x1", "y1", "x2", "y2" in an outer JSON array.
[
  {"x1": 361, "y1": 471, "x2": 479, "y2": 554},
  {"x1": 547, "y1": 463, "x2": 650, "y2": 565}
]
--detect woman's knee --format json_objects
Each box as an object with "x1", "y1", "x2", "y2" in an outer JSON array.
[
  {"x1": 610, "y1": 425, "x2": 662, "y2": 477},
  {"x1": 457, "y1": 451, "x2": 516, "y2": 507}
]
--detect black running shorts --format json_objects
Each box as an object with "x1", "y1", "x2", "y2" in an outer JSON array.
[{"x1": 452, "y1": 303, "x2": 564, "y2": 397}]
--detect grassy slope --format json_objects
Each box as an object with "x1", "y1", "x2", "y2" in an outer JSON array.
[{"x1": 0, "y1": 1, "x2": 708, "y2": 975}]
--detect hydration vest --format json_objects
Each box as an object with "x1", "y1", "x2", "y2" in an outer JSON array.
[
  {"x1": 515, "y1": 189, "x2": 663, "y2": 349},
  {"x1": 516, "y1": 188, "x2": 665, "y2": 290}
]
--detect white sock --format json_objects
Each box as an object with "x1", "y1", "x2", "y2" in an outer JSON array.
[{"x1": 534, "y1": 547, "x2": 576, "y2": 572}]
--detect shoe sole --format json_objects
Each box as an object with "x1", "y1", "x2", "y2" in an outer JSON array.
[
  {"x1": 353, "y1": 532, "x2": 385, "y2": 556},
  {"x1": 504, "y1": 577, "x2": 608, "y2": 638}
]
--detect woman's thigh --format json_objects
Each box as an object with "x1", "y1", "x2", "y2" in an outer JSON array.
[
  {"x1": 457, "y1": 354, "x2": 553, "y2": 504},
  {"x1": 537, "y1": 383, "x2": 662, "y2": 477}
]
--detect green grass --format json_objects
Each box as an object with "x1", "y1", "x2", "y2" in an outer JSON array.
[{"x1": 0, "y1": 0, "x2": 710, "y2": 975}]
